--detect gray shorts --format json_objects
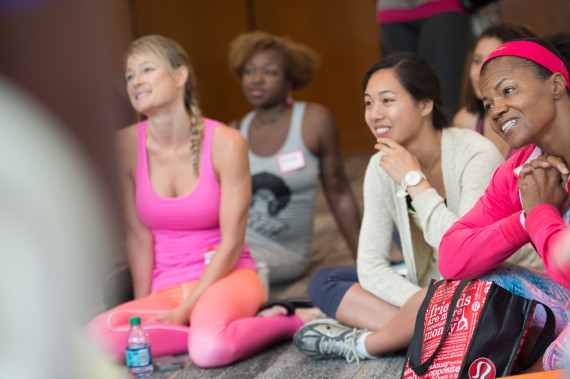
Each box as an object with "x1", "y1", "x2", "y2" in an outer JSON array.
[{"x1": 245, "y1": 230, "x2": 308, "y2": 286}]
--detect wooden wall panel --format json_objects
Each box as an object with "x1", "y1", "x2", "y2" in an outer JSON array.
[
  {"x1": 132, "y1": 0, "x2": 251, "y2": 125},
  {"x1": 498, "y1": 0, "x2": 570, "y2": 36},
  {"x1": 126, "y1": 1, "x2": 570, "y2": 153},
  {"x1": 131, "y1": 0, "x2": 380, "y2": 153},
  {"x1": 251, "y1": 0, "x2": 381, "y2": 153},
  {"x1": 0, "y1": 0, "x2": 135, "y2": 204}
]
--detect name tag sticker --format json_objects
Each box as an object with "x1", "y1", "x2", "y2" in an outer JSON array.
[{"x1": 277, "y1": 150, "x2": 306, "y2": 173}]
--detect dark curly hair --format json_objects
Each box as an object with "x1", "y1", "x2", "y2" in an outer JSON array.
[{"x1": 228, "y1": 31, "x2": 320, "y2": 90}]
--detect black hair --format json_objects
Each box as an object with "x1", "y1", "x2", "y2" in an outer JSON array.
[
  {"x1": 362, "y1": 52, "x2": 448, "y2": 130},
  {"x1": 547, "y1": 31, "x2": 570, "y2": 81},
  {"x1": 462, "y1": 23, "x2": 537, "y2": 114}
]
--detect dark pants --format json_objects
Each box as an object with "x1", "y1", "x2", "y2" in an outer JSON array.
[{"x1": 380, "y1": 11, "x2": 472, "y2": 117}]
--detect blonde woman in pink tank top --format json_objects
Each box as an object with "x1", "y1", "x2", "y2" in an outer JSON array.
[{"x1": 86, "y1": 35, "x2": 319, "y2": 368}]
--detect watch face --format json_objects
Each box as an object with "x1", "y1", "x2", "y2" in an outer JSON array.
[{"x1": 406, "y1": 171, "x2": 422, "y2": 186}]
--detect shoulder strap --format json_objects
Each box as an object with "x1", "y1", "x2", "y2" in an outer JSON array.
[
  {"x1": 520, "y1": 301, "x2": 556, "y2": 369},
  {"x1": 288, "y1": 101, "x2": 306, "y2": 136},
  {"x1": 281, "y1": 101, "x2": 307, "y2": 151},
  {"x1": 239, "y1": 110, "x2": 256, "y2": 141},
  {"x1": 199, "y1": 119, "x2": 218, "y2": 179}
]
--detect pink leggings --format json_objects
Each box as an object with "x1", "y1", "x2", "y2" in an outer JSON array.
[{"x1": 86, "y1": 268, "x2": 303, "y2": 368}]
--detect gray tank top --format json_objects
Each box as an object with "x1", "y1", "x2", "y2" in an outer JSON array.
[{"x1": 240, "y1": 101, "x2": 319, "y2": 258}]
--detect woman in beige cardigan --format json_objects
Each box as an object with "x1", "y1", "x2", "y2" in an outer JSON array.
[{"x1": 294, "y1": 52, "x2": 504, "y2": 362}]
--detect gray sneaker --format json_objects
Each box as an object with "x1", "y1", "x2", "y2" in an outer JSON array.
[{"x1": 293, "y1": 318, "x2": 367, "y2": 363}]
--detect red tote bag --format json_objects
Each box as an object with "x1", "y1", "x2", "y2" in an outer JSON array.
[{"x1": 401, "y1": 279, "x2": 555, "y2": 379}]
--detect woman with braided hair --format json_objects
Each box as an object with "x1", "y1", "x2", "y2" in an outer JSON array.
[{"x1": 86, "y1": 35, "x2": 317, "y2": 367}]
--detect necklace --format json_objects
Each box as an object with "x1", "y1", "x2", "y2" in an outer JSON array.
[{"x1": 254, "y1": 113, "x2": 280, "y2": 126}]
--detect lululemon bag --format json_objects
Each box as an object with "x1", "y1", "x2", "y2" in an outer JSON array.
[{"x1": 401, "y1": 279, "x2": 555, "y2": 379}]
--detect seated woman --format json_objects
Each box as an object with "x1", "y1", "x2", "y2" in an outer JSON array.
[
  {"x1": 453, "y1": 23, "x2": 545, "y2": 271},
  {"x1": 227, "y1": 31, "x2": 362, "y2": 286},
  {"x1": 86, "y1": 35, "x2": 319, "y2": 368},
  {"x1": 293, "y1": 52, "x2": 504, "y2": 361},
  {"x1": 439, "y1": 35, "x2": 570, "y2": 371},
  {"x1": 453, "y1": 22, "x2": 536, "y2": 158}
]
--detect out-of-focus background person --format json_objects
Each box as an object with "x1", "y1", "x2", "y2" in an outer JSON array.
[
  {"x1": 0, "y1": 77, "x2": 122, "y2": 379},
  {"x1": 0, "y1": 1, "x2": 131, "y2": 377}
]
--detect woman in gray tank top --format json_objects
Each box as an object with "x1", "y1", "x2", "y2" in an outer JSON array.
[{"x1": 228, "y1": 31, "x2": 361, "y2": 287}]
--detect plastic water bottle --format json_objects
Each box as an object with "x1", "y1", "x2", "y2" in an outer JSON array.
[{"x1": 126, "y1": 316, "x2": 153, "y2": 378}]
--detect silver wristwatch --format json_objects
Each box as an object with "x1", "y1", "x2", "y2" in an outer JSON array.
[{"x1": 397, "y1": 170, "x2": 426, "y2": 198}]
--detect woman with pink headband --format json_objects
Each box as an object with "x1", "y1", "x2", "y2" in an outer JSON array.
[
  {"x1": 439, "y1": 35, "x2": 570, "y2": 372},
  {"x1": 453, "y1": 23, "x2": 537, "y2": 159}
]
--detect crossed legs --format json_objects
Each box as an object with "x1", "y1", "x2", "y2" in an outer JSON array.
[{"x1": 86, "y1": 268, "x2": 303, "y2": 367}]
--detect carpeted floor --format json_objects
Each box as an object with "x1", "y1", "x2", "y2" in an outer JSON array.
[
  {"x1": 137, "y1": 152, "x2": 407, "y2": 378},
  {"x1": 149, "y1": 346, "x2": 406, "y2": 379}
]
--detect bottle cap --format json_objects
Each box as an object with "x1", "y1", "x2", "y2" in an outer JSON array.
[{"x1": 129, "y1": 316, "x2": 141, "y2": 326}]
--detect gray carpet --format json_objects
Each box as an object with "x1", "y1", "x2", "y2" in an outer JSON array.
[
  {"x1": 149, "y1": 347, "x2": 405, "y2": 378},
  {"x1": 144, "y1": 153, "x2": 407, "y2": 378}
]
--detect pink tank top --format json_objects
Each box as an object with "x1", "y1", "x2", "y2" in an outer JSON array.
[{"x1": 135, "y1": 118, "x2": 256, "y2": 292}]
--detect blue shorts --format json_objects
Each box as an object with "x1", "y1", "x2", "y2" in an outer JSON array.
[{"x1": 307, "y1": 265, "x2": 358, "y2": 318}]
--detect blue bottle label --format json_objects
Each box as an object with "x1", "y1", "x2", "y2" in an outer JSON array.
[{"x1": 126, "y1": 344, "x2": 152, "y2": 367}]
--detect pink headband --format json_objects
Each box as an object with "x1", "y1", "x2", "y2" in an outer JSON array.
[{"x1": 482, "y1": 41, "x2": 570, "y2": 89}]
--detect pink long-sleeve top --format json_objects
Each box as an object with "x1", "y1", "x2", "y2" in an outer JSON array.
[{"x1": 439, "y1": 144, "x2": 570, "y2": 288}]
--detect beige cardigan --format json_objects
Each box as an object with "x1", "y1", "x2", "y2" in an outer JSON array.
[{"x1": 357, "y1": 127, "x2": 504, "y2": 307}]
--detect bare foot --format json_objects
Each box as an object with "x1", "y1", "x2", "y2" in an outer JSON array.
[
  {"x1": 257, "y1": 304, "x2": 326, "y2": 322},
  {"x1": 295, "y1": 307, "x2": 327, "y2": 324}
]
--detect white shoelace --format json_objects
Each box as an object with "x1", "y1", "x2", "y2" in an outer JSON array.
[{"x1": 318, "y1": 328, "x2": 362, "y2": 363}]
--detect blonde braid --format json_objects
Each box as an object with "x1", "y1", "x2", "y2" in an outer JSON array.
[{"x1": 189, "y1": 100, "x2": 204, "y2": 175}]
